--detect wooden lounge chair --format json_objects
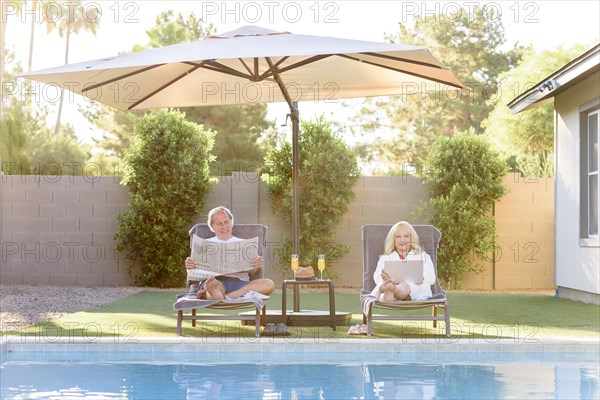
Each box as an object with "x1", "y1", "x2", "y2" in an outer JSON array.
[
  {"x1": 174, "y1": 223, "x2": 268, "y2": 337},
  {"x1": 360, "y1": 224, "x2": 451, "y2": 337}
]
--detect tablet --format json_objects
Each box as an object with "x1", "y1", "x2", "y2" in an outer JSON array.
[{"x1": 384, "y1": 260, "x2": 424, "y2": 284}]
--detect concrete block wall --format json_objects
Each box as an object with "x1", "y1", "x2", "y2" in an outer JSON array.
[
  {"x1": 1, "y1": 173, "x2": 554, "y2": 289},
  {"x1": 1, "y1": 175, "x2": 131, "y2": 286},
  {"x1": 493, "y1": 175, "x2": 554, "y2": 290}
]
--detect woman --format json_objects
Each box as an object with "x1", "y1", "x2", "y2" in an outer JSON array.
[{"x1": 371, "y1": 221, "x2": 436, "y2": 301}]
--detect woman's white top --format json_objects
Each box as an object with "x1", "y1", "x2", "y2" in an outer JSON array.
[{"x1": 371, "y1": 250, "x2": 436, "y2": 301}]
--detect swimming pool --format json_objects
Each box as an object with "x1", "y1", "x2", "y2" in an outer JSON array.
[{"x1": 2, "y1": 339, "x2": 598, "y2": 399}]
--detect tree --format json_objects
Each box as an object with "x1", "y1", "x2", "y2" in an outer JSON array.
[
  {"x1": 0, "y1": 1, "x2": 17, "y2": 119},
  {"x1": 131, "y1": 10, "x2": 214, "y2": 51},
  {"x1": 1, "y1": 110, "x2": 30, "y2": 172},
  {"x1": 420, "y1": 131, "x2": 508, "y2": 288},
  {"x1": 80, "y1": 102, "x2": 138, "y2": 159},
  {"x1": 1, "y1": 50, "x2": 28, "y2": 172},
  {"x1": 349, "y1": 6, "x2": 524, "y2": 168},
  {"x1": 182, "y1": 104, "x2": 274, "y2": 173},
  {"x1": 5, "y1": 0, "x2": 55, "y2": 73},
  {"x1": 262, "y1": 117, "x2": 360, "y2": 277},
  {"x1": 0, "y1": 10, "x2": 92, "y2": 175},
  {"x1": 51, "y1": 1, "x2": 100, "y2": 134},
  {"x1": 483, "y1": 44, "x2": 587, "y2": 177},
  {"x1": 115, "y1": 109, "x2": 215, "y2": 287},
  {"x1": 0, "y1": 1, "x2": 53, "y2": 119},
  {"x1": 0, "y1": 50, "x2": 47, "y2": 174},
  {"x1": 27, "y1": 124, "x2": 91, "y2": 174}
]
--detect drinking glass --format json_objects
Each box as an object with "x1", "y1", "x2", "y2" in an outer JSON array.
[
  {"x1": 317, "y1": 254, "x2": 325, "y2": 280},
  {"x1": 291, "y1": 254, "x2": 299, "y2": 279}
]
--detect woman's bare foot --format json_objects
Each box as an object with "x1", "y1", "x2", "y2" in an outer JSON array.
[{"x1": 381, "y1": 281, "x2": 396, "y2": 302}]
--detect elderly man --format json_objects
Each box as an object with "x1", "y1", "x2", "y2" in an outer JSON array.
[{"x1": 185, "y1": 206, "x2": 275, "y2": 300}]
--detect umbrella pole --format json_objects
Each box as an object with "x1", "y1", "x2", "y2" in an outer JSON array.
[
  {"x1": 291, "y1": 102, "x2": 300, "y2": 256},
  {"x1": 265, "y1": 57, "x2": 301, "y2": 257}
]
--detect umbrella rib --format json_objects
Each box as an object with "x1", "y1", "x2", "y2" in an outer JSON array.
[
  {"x1": 260, "y1": 54, "x2": 331, "y2": 80},
  {"x1": 200, "y1": 60, "x2": 252, "y2": 80},
  {"x1": 237, "y1": 58, "x2": 253, "y2": 76},
  {"x1": 183, "y1": 60, "x2": 252, "y2": 80},
  {"x1": 257, "y1": 56, "x2": 290, "y2": 80},
  {"x1": 338, "y1": 54, "x2": 463, "y2": 89},
  {"x1": 264, "y1": 57, "x2": 295, "y2": 109},
  {"x1": 127, "y1": 65, "x2": 202, "y2": 110},
  {"x1": 360, "y1": 52, "x2": 444, "y2": 69},
  {"x1": 82, "y1": 64, "x2": 164, "y2": 93}
]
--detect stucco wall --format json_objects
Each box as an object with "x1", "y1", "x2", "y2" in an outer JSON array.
[
  {"x1": 1, "y1": 172, "x2": 554, "y2": 289},
  {"x1": 554, "y1": 71, "x2": 600, "y2": 301}
]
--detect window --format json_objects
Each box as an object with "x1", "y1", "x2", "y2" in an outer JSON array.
[
  {"x1": 588, "y1": 110, "x2": 599, "y2": 237},
  {"x1": 580, "y1": 101, "x2": 600, "y2": 244}
]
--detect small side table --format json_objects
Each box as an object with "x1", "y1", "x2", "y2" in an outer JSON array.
[{"x1": 281, "y1": 279, "x2": 336, "y2": 330}]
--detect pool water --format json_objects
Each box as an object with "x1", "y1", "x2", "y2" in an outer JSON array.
[{"x1": 2, "y1": 356, "x2": 598, "y2": 399}]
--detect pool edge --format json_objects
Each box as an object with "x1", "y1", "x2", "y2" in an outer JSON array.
[{"x1": 2, "y1": 336, "x2": 599, "y2": 362}]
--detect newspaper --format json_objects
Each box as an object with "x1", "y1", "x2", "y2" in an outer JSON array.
[{"x1": 187, "y1": 235, "x2": 259, "y2": 281}]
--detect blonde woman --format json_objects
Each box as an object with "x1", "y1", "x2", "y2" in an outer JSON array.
[{"x1": 371, "y1": 221, "x2": 436, "y2": 301}]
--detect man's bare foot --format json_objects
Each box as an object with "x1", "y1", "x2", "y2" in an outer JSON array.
[
  {"x1": 205, "y1": 277, "x2": 226, "y2": 300},
  {"x1": 381, "y1": 281, "x2": 396, "y2": 302},
  {"x1": 205, "y1": 276, "x2": 216, "y2": 285}
]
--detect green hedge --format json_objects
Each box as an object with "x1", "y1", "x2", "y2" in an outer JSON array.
[
  {"x1": 423, "y1": 131, "x2": 508, "y2": 288},
  {"x1": 262, "y1": 117, "x2": 360, "y2": 277},
  {"x1": 115, "y1": 110, "x2": 215, "y2": 287}
]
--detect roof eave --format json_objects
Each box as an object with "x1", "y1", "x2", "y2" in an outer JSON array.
[{"x1": 508, "y1": 44, "x2": 600, "y2": 114}]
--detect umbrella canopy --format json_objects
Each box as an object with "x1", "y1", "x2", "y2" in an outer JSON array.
[
  {"x1": 20, "y1": 25, "x2": 463, "y2": 253},
  {"x1": 20, "y1": 26, "x2": 462, "y2": 110}
]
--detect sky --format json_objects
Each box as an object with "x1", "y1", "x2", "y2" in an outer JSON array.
[{"x1": 3, "y1": 0, "x2": 600, "y2": 147}]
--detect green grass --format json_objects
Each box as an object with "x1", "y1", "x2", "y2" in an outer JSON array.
[{"x1": 6, "y1": 290, "x2": 599, "y2": 340}]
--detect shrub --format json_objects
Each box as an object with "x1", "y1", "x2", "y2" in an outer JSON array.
[
  {"x1": 115, "y1": 109, "x2": 215, "y2": 287},
  {"x1": 262, "y1": 117, "x2": 360, "y2": 277},
  {"x1": 423, "y1": 131, "x2": 508, "y2": 288}
]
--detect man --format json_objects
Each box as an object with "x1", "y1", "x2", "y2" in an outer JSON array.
[{"x1": 185, "y1": 206, "x2": 275, "y2": 300}]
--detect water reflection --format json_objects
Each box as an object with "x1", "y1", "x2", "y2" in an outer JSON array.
[
  {"x1": 1, "y1": 360, "x2": 598, "y2": 399},
  {"x1": 171, "y1": 361, "x2": 598, "y2": 399}
]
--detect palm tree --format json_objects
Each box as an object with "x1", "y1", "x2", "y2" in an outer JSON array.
[
  {"x1": 53, "y1": 1, "x2": 99, "y2": 134},
  {"x1": 1, "y1": 1, "x2": 54, "y2": 118},
  {"x1": 19, "y1": 1, "x2": 55, "y2": 72},
  {"x1": 0, "y1": 3, "x2": 12, "y2": 119}
]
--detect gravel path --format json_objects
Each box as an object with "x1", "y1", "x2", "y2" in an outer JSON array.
[{"x1": 0, "y1": 284, "x2": 144, "y2": 333}]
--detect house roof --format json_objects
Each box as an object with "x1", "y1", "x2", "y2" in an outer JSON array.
[{"x1": 508, "y1": 44, "x2": 600, "y2": 114}]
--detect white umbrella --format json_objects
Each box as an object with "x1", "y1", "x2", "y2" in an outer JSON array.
[{"x1": 20, "y1": 26, "x2": 463, "y2": 252}]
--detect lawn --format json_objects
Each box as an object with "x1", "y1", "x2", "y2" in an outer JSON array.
[{"x1": 6, "y1": 289, "x2": 599, "y2": 341}]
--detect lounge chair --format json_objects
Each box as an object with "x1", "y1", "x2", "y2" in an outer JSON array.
[
  {"x1": 360, "y1": 224, "x2": 451, "y2": 337},
  {"x1": 174, "y1": 223, "x2": 269, "y2": 337}
]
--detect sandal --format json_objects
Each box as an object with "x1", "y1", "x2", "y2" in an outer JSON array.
[
  {"x1": 262, "y1": 323, "x2": 290, "y2": 336},
  {"x1": 347, "y1": 324, "x2": 368, "y2": 335}
]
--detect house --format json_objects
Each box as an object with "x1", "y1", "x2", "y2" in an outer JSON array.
[{"x1": 508, "y1": 44, "x2": 600, "y2": 304}]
